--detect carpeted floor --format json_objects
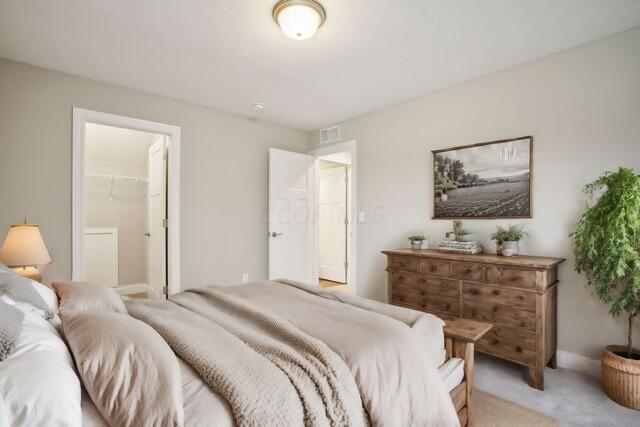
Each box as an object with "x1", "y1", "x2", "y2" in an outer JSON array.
[
  {"x1": 476, "y1": 390, "x2": 559, "y2": 426},
  {"x1": 475, "y1": 354, "x2": 640, "y2": 426}
]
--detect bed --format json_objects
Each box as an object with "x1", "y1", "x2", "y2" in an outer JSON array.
[{"x1": 0, "y1": 268, "x2": 490, "y2": 427}]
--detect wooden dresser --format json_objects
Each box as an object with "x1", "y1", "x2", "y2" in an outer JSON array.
[{"x1": 382, "y1": 249, "x2": 564, "y2": 390}]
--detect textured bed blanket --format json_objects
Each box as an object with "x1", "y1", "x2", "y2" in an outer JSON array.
[{"x1": 127, "y1": 282, "x2": 459, "y2": 427}]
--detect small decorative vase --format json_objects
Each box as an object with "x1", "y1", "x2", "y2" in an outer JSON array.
[
  {"x1": 410, "y1": 240, "x2": 422, "y2": 250},
  {"x1": 501, "y1": 241, "x2": 520, "y2": 256},
  {"x1": 441, "y1": 194, "x2": 448, "y2": 202}
]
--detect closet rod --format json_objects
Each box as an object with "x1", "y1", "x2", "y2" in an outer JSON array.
[{"x1": 84, "y1": 172, "x2": 148, "y2": 183}]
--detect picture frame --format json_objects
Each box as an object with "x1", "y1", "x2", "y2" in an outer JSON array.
[{"x1": 432, "y1": 136, "x2": 532, "y2": 219}]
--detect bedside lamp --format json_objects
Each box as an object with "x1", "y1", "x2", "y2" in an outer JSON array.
[{"x1": 0, "y1": 224, "x2": 52, "y2": 283}]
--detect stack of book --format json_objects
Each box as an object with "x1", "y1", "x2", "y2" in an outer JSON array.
[{"x1": 437, "y1": 240, "x2": 483, "y2": 254}]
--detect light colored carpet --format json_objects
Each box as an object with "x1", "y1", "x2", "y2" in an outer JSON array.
[
  {"x1": 476, "y1": 390, "x2": 559, "y2": 426},
  {"x1": 475, "y1": 354, "x2": 640, "y2": 426}
]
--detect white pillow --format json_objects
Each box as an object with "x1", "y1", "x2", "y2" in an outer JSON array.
[
  {"x1": 29, "y1": 280, "x2": 58, "y2": 313},
  {"x1": 0, "y1": 307, "x2": 82, "y2": 427}
]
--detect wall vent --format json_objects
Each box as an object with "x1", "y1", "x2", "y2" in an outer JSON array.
[{"x1": 319, "y1": 125, "x2": 341, "y2": 144}]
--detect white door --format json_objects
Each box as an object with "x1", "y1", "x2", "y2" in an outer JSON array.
[
  {"x1": 318, "y1": 166, "x2": 347, "y2": 283},
  {"x1": 147, "y1": 137, "x2": 167, "y2": 297},
  {"x1": 268, "y1": 148, "x2": 315, "y2": 284}
]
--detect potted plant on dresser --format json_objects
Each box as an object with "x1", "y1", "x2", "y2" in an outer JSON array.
[
  {"x1": 491, "y1": 224, "x2": 527, "y2": 256},
  {"x1": 408, "y1": 235, "x2": 426, "y2": 250},
  {"x1": 572, "y1": 167, "x2": 640, "y2": 410}
]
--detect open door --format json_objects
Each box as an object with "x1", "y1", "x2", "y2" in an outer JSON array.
[
  {"x1": 318, "y1": 165, "x2": 348, "y2": 283},
  {"x1": 268, "y1": 148, "x2": 315, "y2": 284},
  {"x1": 147, "y1": 136, "x2": 167, "y2": 297}
]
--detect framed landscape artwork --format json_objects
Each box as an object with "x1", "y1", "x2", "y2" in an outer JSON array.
[{"x1": 433, "y1": 136, "x2": 532, "y2": 219}]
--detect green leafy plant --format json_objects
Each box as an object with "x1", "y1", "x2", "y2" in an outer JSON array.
[
  {"x1": 409, "y1": 234, "x2": 426, "y2": 242},
  {"x1": 452, "y1": 220, "x2": 469, "y2": 237},
  {"x1": 491, "y1": 225, "x2": 527, "y2": 243},
  {"x1": 571, "y1": 167, "x2": 640, "y2": 358}
]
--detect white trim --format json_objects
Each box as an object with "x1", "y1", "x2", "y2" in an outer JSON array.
[
  {"x1": 72, "y1": 108, "x2": 181, "y2": 295},
  {"x1": 557, "y1": 350, "x2": 601, "y2": 378},
  {"x1": 309, "y1": 140, "x2": 357, "y2": 294}
]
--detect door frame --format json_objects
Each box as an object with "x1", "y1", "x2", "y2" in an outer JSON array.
[
  {"x1": 71, "y1": 107, "x2": 181, "y2": 295},
  {"x1": 309, "y1": 140, "x2": 357, "y2": 293}
]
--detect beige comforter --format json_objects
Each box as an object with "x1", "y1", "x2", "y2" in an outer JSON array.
[{"x1": 127, "y1": 281, "x2": 458, "y2": 427}]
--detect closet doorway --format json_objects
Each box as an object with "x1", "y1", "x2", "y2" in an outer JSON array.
[
  {"x1": 72, "y1": 109, "x2": 181, "y2": 297},
  {"x1": 311, "y1": 140, "x2": 356, "y2": 294}
]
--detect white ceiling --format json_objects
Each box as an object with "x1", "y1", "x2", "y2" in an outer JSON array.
[{"x1": 1, "y1": 1, "x2": 639, "y2": 130}]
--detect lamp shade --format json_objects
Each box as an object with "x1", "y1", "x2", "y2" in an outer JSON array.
[{"x1": 0, "y1": 224, "x2": 52, "y2": 268}]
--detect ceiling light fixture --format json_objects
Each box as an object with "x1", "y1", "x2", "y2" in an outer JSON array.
[
  {"x1": 253, "y1": 102, "x2": 265, "y2": 111},
  {"x1": 273, "y1": 0, "x2": 326, "y2": 41}
]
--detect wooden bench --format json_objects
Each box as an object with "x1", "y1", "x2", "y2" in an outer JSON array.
[{"x1": 443, "y1": 318, "x2": 492, "y2": 427}]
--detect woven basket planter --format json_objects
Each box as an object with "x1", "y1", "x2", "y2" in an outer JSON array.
[{"x1": 602, "y1": 345, "x2": 640, "y2": 410}]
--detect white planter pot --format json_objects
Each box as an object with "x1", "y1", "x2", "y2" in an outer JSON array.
[
  {"x1": 410, "y1": 240, "x2": 423, "y2": 250},
  {"x1": 501, "y1": 241, "x2": 520, "y2": 256},
  {"x1": 441, "y1": 194, "x2": 448, "y2": 202}
]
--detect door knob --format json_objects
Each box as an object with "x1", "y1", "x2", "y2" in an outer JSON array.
[
  {"x1": 144, "y1": 232, "x2": 151, "y2": 237},
  {"x1": 271, "y1": 232, "x2": 284, "y2": 238}
]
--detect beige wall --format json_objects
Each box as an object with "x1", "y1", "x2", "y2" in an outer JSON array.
[
  {"x1": 309, "y1": 28, "x2": 640, "y2": 360},
  {"x1": 0, "y1": 58, "x2": 308, "y2": 289}
]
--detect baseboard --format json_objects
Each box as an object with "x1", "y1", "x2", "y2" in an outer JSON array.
[{"x1": 557, "y1": 350, "x2": 601, "y2": 378}]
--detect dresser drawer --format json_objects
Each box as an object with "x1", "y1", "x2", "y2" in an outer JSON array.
[
  {"x1": 486, "y1": 266, "x2": 535, "y2": 288},
  {"x1": 452, "y1": 262, "x2": 485, "y2": 282},
  {"x1": 391, "y1": 281, "x2": 459, "y2": 316},
  {"x1": 388, "y1": 255, "x2": 418, "y2": 272},
  {"x1": 462, "y1": 299, "x2": 536, "y2": 331},
  {"x1": 416, "y1": 276, "x2": 459, "y2": 299},
  {"x1": 476, "y1": 325, "x2": 536, "y2": 365},
  {"x1": 389, "y1": 271, "x2": 418, "y2": 287},
  {"x1": 462, "y1": 282, "x2": 535, "y2": 311},
  {"x1": 418, "y1": 258, "x2": 451, "y2": 277},
  {"x1": 424, "y1": 295, "x2": 459, "y2": 316}
]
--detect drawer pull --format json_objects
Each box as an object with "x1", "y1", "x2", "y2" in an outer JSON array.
[
  {"x1": 491, "y1": 305, "x2": 499, "y2": 313},
  {"x1": 430, "y1": 265, "x2": 437, "y2": 273},
  {"x1": 516, "y1": 346, "x2": 523, "y2": 353},
  {"x1": 491, "y1": 289, "x2": 501, "y2": 296},
  {"x1": 470, "y1": 289, "x2": 479, "y2": 295},
  {"x1": 398, "y1": 276, "x2": 405, "y2": 282},
  {"x1": 465, "y1": 268, "x2": 472, "y2": 274},
  {"x1": 445, "y1": 303, "x2": 450, "y2": 310},
  {"x1": 420, "y1": 290, "x2": 426, "y2": 296},
  {"x1": 510, "y1": 276, "x2": 519, "y2": 282}
]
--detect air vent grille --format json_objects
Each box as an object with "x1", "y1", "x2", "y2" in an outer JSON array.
[{"x1": 319, "y1": 125, "x2": 340, "y2": 144}]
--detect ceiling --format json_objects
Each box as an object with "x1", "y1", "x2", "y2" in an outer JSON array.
[{"x1": 1, "y1": 1, "x2": 639, "y2": 130}]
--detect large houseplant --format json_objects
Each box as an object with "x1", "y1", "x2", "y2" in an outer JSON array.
[{"x1": 571, "y1": 167, "x2": 640, "y2": 409}]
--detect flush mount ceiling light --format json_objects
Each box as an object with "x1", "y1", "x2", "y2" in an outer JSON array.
[{"x1": 273, "y1": 0, "x2": 326, "y2": 41}]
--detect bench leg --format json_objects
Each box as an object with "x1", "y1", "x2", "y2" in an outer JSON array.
[{"x1": 453, "y1": 341, "x2": 475, "y2": 427}]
